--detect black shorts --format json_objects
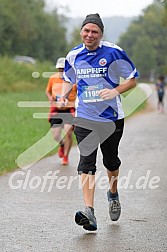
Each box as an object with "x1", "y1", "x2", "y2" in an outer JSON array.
[
  {"x1": 49, "y1": 108, "x2": 74, "y2": 128},
  {"x1": 158, "y1": 92, "x2": 164, "y2": 103},
  {"x1": 74, "y1": 118, "x2": 124, "y2": 175}
]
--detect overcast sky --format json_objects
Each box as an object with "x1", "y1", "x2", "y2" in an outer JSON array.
[{"x1": 45, "y1": 0, "x2": 154, "y2": 18}]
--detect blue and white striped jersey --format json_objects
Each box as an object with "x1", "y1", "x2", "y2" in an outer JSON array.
[{"x1": 63, "y1": 40, "x2": 139, "y2": 122}]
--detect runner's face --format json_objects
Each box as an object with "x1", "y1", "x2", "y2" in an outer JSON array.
[
  {"x1": 80, "y1": 23, "x2": 103, "y2": 51},
  {"x1": 58, "y1": 68, "x2": 64, "y2": 78}
]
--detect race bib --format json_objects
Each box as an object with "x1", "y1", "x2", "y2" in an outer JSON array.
[{"x1": 82, "y1": 84, "x2": 103, "y2": 103}]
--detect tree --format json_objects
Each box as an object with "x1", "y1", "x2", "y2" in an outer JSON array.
[
  {"x1": 0, "y1": 0, "x2": 68, "y2": 62},
  {"x1": 118, "y1": 21, "x2": 142, "y2": 58},
  {"x1": 67, "y1": 27, "x2": 82, "y2": 51},
  {"x1": 155, "y1": 0, "x2": 167, "y2": 25},
  {"x1": 132, "y1": 35, "x2": 157, "y2": 79},
  {"x1": 118, "y1": 2, "x2": 167, "y2": 79}
]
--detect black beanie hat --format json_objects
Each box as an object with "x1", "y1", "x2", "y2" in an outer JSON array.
[{"x1": 81, "y1": 13, "x2": 104, "y2": 33}]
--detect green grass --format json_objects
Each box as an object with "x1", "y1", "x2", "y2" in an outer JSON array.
[
  {"x1": 0, "y1": 91, "x2": 51, "y2": 174},
  {"x1": 0, "y1": 56, "x2": 54, "y2": 92}
]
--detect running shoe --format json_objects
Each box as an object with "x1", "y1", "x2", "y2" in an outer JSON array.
[
  {"x1": 75, "y1": 206, "x2": 97, "y2": 231},
  {"x1": 58, "y1": 145, "x2": 64, "y2": 158},
  {"x1": 61, "y1": 156, "x2": 69, "y2": 165},
  {"x1": 107, "y1": 190, "x2": 121, "y2": 221}
]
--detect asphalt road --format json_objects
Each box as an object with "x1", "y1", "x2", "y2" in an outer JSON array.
[{"x1": 0, "y1": 85, "x2": 167, "y2": 252}]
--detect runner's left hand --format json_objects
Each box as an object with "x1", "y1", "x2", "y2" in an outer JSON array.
[
  {"x1": 99, "y1": 88, "x2": 119, "y2": 100},
  {"x1": 57, "y1": 97, "x2": 68, "y2": 108}
]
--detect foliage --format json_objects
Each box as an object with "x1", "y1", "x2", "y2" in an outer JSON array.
[
  {"x1": 0, "y1": 0, "x2": 68, "y2": 62},
  {"x1": 155, "y1": 0, "x2": 167, "y2": 24},
  {"x1": 0, "y1": 56, "x2": 54, "y2": 92},
  {"x1": 118, "y1": 3, "x2": 167, "y2": 80},
  {"x1": 132, "y1": 36, "x2": 157, "y2": 79},
  {"x1": 67, "y1": 27, "x2": 82, "y2": 51}
]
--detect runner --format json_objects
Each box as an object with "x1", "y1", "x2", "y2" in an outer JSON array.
[
  {"x1": 45, "y1": 57, "x2": 77, "y2": 165},
  {"x1": 155, "y1": 76, "x2": 165, "y2": 113},
  {"x1": 60, "y1": 13, "x2": 138, "y2": 230}
]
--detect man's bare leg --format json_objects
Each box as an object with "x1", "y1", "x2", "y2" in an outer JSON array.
[
  {"x1": 107, "y1": 169, "x2": 119, "y2": 193},
  {"x1": 75, "y1": 173, "x2": 97, "y2": 231},
  {"x1": 81, "y1": 173, "x2": 95, "y2": 208}
]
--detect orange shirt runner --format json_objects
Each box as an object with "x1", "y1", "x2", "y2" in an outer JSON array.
[{"x1": 46, "y1": 73, "x2": 77, "y2": 110}]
